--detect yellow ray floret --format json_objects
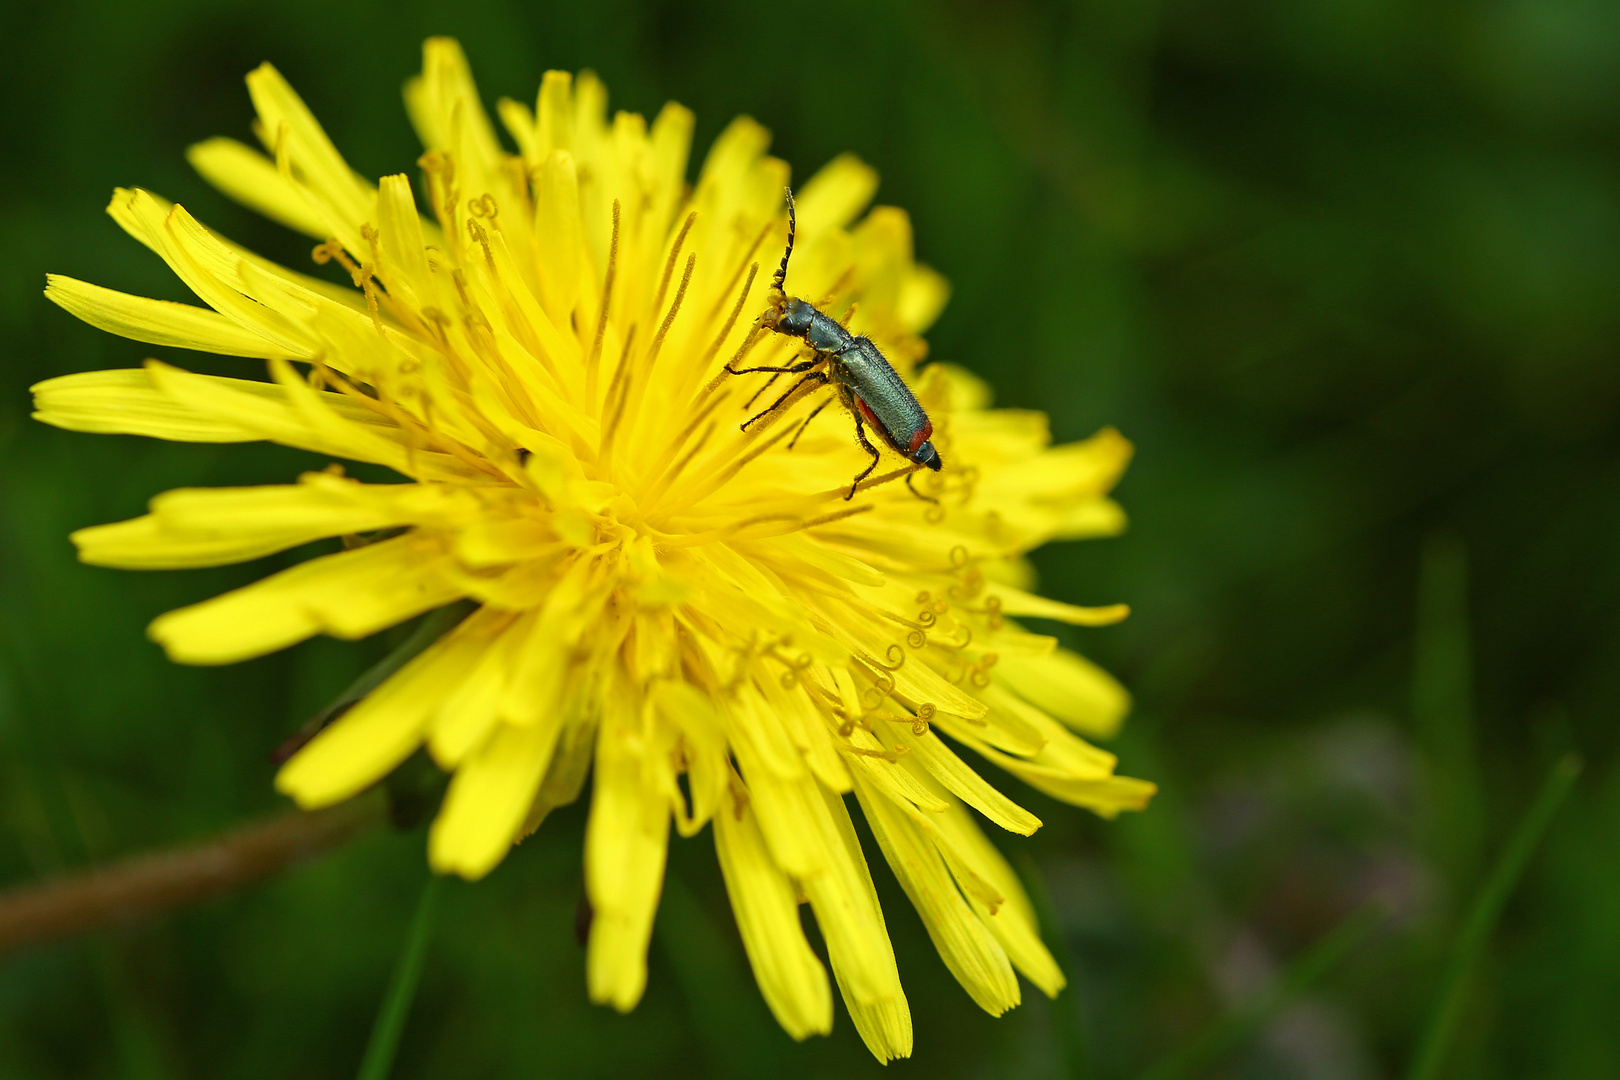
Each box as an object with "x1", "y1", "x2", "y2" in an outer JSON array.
[{"x1": 34, "y1": 37, "x2": 1154, "y2": 1061}]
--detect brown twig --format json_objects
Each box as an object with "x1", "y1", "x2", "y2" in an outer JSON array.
[{"x1": 0, "y1": 794, "x2": 385, "y2": 958}]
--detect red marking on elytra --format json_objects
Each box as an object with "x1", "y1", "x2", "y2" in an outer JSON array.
[
  {"x1": 855, "y1": 397, "x2": 888, "y2": 443},
  {"x1": 908, "y1": 420, "x2": 933, "y2": 454}
]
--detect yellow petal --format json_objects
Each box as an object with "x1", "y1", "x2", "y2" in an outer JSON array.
[
  {"x1": 496, "y1": 96, "x2": 538, "y2": 161},
  {"x1": 832, "y1": 617, "x2": 988, "y2": 720},
  {"x1": 978, "y1": 684, "x2": 1105, "y2": 769},
  {"x1": 405, "y1": 38, "x2": 506, "y2": 194},
  {"x1": 797, "y1": 780, "x2": 914, "y2": 1062},
  {"x1": 1040, "y1": 427, "x2": 1134, "y2": 497},
  {"x1": 796, "y1": 154, "x2": 878, "y2": 233},
  {"x1": 720, "y1": 677, "x2": 807, "y2": 783},
  {"x1": 74, "y1": 512, "x2": 313, "y2": 570},
  {"x1": 695, "y1": 116, "x2": 772, "y2": 201},
  {"x1": 524, "y1": 711, "x2": 598, "y2": 835},
  {"x1": 948, "y1": 726, "x2": 1156, "y2": 818},
  {"x1": 735, "y1": 757, "x2": 829, "y2": 880},
  {"x1": 73, "y1": 475, "x2": 455, "y2": 569},
  {"x1": 648, "y1": 101, "x2": 694, "y2": 225},
  {"x1": 530, "y1": 70, "x2": 572, "y2": 156},
  {"x1": 881, "y1": 719, "x2": 1041, "y2": 835},
  {"x1": 832, "y1": 961, "x2": 913, "y2": 1064},
  {"x1": 430, "y1": 714, "x2": 563, "y2": 880},
  {"x1": 829, "y1": 951, "x2": 913, "y2": 1064},
  {"x1": 651, "y1": 679, "x2": 728, "y2": 833},
  {"x1": 276, "y1": 607, "x2": 498, "y2": 806},
  {"x1": 853, "y1": 774, "x2": 1020, "y2": 1016},
  {"x1": 991, "y1": 585, "x2": 1130, "y2": 627},
  {"x1": 800, "y1": 784, "x2": 906, "y2": 1012},
  {"x1": 932, "y1": 799, "x2": 1066, "y2": 997},
  {"x1": 1049, "y1": 498, "x2": 1129, "y2": 541},
  {"x1": 186, "y1": 137, "x2": 329, "y2": 238},
  {"x1": 104, "y1": 190, "x2": 318, "y2": 358},
  {"x1": 738, "y1": 737, "x2": 908, "y2": 1026},
  {"x1": 897, "y1": 264, "x2": 950, "y2": 334},
  {"x1": 31, "y1": 368, "x2": 260, "y2": 443},
  {"x1": 530, "y1": 150, "x2": 586, "y2": 325},
  {"x1": 849, "y1": 206, "x2": 913, "y2": 318},
  {"x1": 373, "y1": 174, "x2": 433, "y2": 307},
  {"x1": 712, "y1": 783, "x2": 833, "y2": 1040},
  {"x1": 44, "y1": 275, "x2": 286, "y2": 358},
  {"x1": 585, "y1": 698, "x2": 671, "y2": 1011},
  {"x1": 427, "y1": 612, "x2": 529, "y2": 767},
  {"x1": 754, "y1": 673, "x2": 851, "y2": 795},
  {"x1": 930, "y1": 696, "x2": 1047, "y2": 758},
  {"x1": 841, "y1": 723, "x2": 950, "y2": 814},
  {"x1": 994, "y1": 648, "x2": 1132, "y2": 739},
  {"x1": 148, "y1": 534, "x2": 463, "y2": 664},
  {"x1": 933, "y1": 362, "x2": 993, "y2": 411},
  {"x1": 142, "y1": 361, "x2": 401, "y2": 469},
  {"x1": 497, "y1": 562, "x2": 604, "y2": 726},
  {"x1": 244, "y1": 62, "x2": 374, "y2": 235}
]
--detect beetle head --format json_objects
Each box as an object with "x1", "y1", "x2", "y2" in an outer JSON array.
[
  {"x1": 774, "y1": 298, "x2": 818, "y2": 337},
  {"x1": 911, "y1": 441, "x2": 943, "y2": 471}
]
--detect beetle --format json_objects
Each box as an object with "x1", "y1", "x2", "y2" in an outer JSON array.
[{"x1": 725, "y1": 189, "x2": 942, "y2": 501}]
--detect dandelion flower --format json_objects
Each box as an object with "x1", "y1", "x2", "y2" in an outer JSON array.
[{"x1": 33, "y1": 39, "x2": 1155, "y2": 1060}]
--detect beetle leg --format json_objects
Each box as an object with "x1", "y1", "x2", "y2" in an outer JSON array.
[
  {"x1": 846, "y1": 410, "x2": 883, "y2": 500},
  {"x1": 741, "y1": 370, "x2": 830, "y2": 431},
  {"x1": 742, "y1": 371, "x2": 781, "y2": 409},
  {"x1": 904, "y1": 470, "x2": 940, "y2": 504},
  {"x1": 787, "y1": 397, "x2": 832, "y2": 450},
  {"x1": 726, "y1": 356, "x2": 824, "y2": 377}
]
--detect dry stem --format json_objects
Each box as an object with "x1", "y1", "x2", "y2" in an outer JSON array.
[{"x1": 0, "y1": 794, "x2": 384, "y2": 958}]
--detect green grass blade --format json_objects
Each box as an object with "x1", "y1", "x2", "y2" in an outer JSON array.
[
  {"x1": 1136, "y1": 902, "x2": 1387, "y2": 1080},
  {"x1": 1412, "y1": 534, "x2": 1486, "y2": 890},
  {"x1": 356, "y1": 874, "x2": 446, "y2": 1080},
  {"x1": 1407, "y1": 754, "x2": 1582, "y2": 1080}
]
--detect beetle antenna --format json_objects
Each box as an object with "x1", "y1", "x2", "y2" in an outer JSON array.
[{"x1": 771, "y1": 187, "x2": 796, "y2": 296}]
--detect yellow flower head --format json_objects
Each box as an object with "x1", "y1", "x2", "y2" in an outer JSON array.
[{"x1": 34, "y1": 39, "x2": 1153, "y2": 1060}]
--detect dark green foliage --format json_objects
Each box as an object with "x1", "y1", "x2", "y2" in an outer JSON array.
[{"x1": 2, "y1": 0, "x2": 1617, "y2": 1076}]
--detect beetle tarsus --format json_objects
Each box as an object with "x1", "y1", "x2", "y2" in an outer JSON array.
[
  {"x1": 905, "y1": 470, "x2": 939, "y2": 504},
  {"x1": 788, "y1": 399, "x2": 831, "y2": 450},
  {"x1": 846, "y1": 411, "x2": 882, "y2": 499}
]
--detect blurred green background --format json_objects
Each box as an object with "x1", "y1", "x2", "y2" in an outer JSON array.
[{"x1": 2, "y1": 0, "x2": 1617, "y2": 1077}]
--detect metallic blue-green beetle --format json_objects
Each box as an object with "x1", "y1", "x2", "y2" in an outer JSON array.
[{"x1": 726, "y1": 189, "x2": 942, "y2": 501}]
